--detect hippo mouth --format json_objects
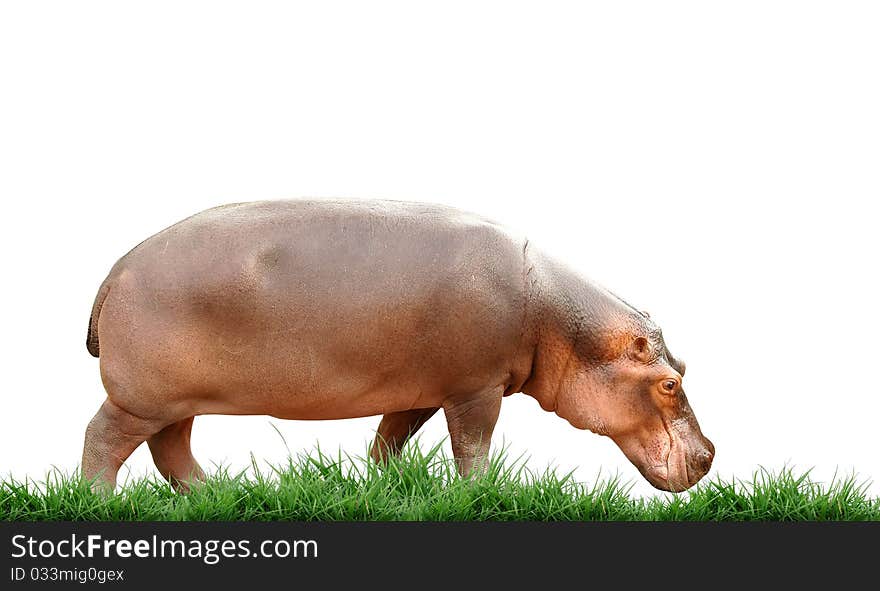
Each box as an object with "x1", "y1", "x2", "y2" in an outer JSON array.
[
  {"x1": 640, "y1": 420, "x2": 695, "y2": 492},
  {"x1": 611, "y1": 419, "x2": 713, "y2": 493},
  {"x1": 613, "y1": 440, "x2": 687, "y2": 493},
  {"x1": 644, "y1": 463, "x2": 689, "y2": 493},
  {"x1": 641, "y1": 419, "x2": 713, "y2": 492},
  {"x1": 665, "y1": 422, "x2": 692, "y2": 491}
]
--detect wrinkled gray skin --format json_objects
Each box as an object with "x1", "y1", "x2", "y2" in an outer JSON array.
[{"x1": 84, "y1": 200, "x2": 713, "y2": 492}]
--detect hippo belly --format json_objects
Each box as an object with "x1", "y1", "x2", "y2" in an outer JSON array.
[{"x1": 95, "y1": 200, "x2": 528, "y2": 422}]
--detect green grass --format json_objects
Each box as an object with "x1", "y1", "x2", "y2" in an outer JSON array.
[{"x1": 2, "y1": 443, "x2": 878, "y2": 521}]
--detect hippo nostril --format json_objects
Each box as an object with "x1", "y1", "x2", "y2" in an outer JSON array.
[{"x1": 695, "y1": 449, "x2": 714, "y2": 472}]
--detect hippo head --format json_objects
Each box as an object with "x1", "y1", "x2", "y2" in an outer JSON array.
[{"x1": 553, "y1": 320, "x2": 714, "y2": 492}]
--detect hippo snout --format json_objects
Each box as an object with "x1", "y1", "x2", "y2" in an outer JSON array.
[
  {"x1": 695, "y1": 440, "x2": 715, "y2": 471},
  {"x1": 687, "y1": 437, "x2": 715, "y2": 485}
]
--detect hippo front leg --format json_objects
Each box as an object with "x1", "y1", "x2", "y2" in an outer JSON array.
[{"x1": 442, "y1": 387, "x2": 503, "y2": 477}]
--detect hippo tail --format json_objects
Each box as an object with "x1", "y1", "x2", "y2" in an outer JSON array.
[{"x1": 86, "y1": 275, "x2": 113, "y2": 358}]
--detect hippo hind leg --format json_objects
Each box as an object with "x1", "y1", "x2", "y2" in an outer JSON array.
[
  {"x1": 370, "y1": 408, "x2": 439, "y2": 464},
  {"x1": 442, "y1": 387, "x2": 503, "y2": 477},
  {"x1": 147, "y1": 417, "x2": 205, "y2": 492},
  {"x1": 82, "y1": 398, "x2": 166, "y2": 492}
]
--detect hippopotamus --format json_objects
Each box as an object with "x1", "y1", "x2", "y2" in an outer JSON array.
[{"x1": 83, "y1": 199, "x2": 714, "y2": 493}]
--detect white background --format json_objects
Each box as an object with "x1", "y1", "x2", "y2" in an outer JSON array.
[{"x1": 1, "y1": 2, "x2": 878, "y2": 498}]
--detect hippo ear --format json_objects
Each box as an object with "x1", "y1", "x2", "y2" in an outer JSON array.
[
  {"x1": 670, "y1": 357, "x2": 686, "y2": 376},
  {"x1": 628, "y1": 336, "x2": 653, "y2": 363},
  {"x1": 641, "y1": 310, "x2": 651, "y2": 318}
]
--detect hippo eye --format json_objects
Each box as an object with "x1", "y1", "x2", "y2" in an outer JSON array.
[{"x1": 661, "y1": 379, "x2": 677, "y2": 394}]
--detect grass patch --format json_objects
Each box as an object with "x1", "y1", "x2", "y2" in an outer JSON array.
[{"x1": 2, "y1": 443, "x2": 878, "y2": 521}]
